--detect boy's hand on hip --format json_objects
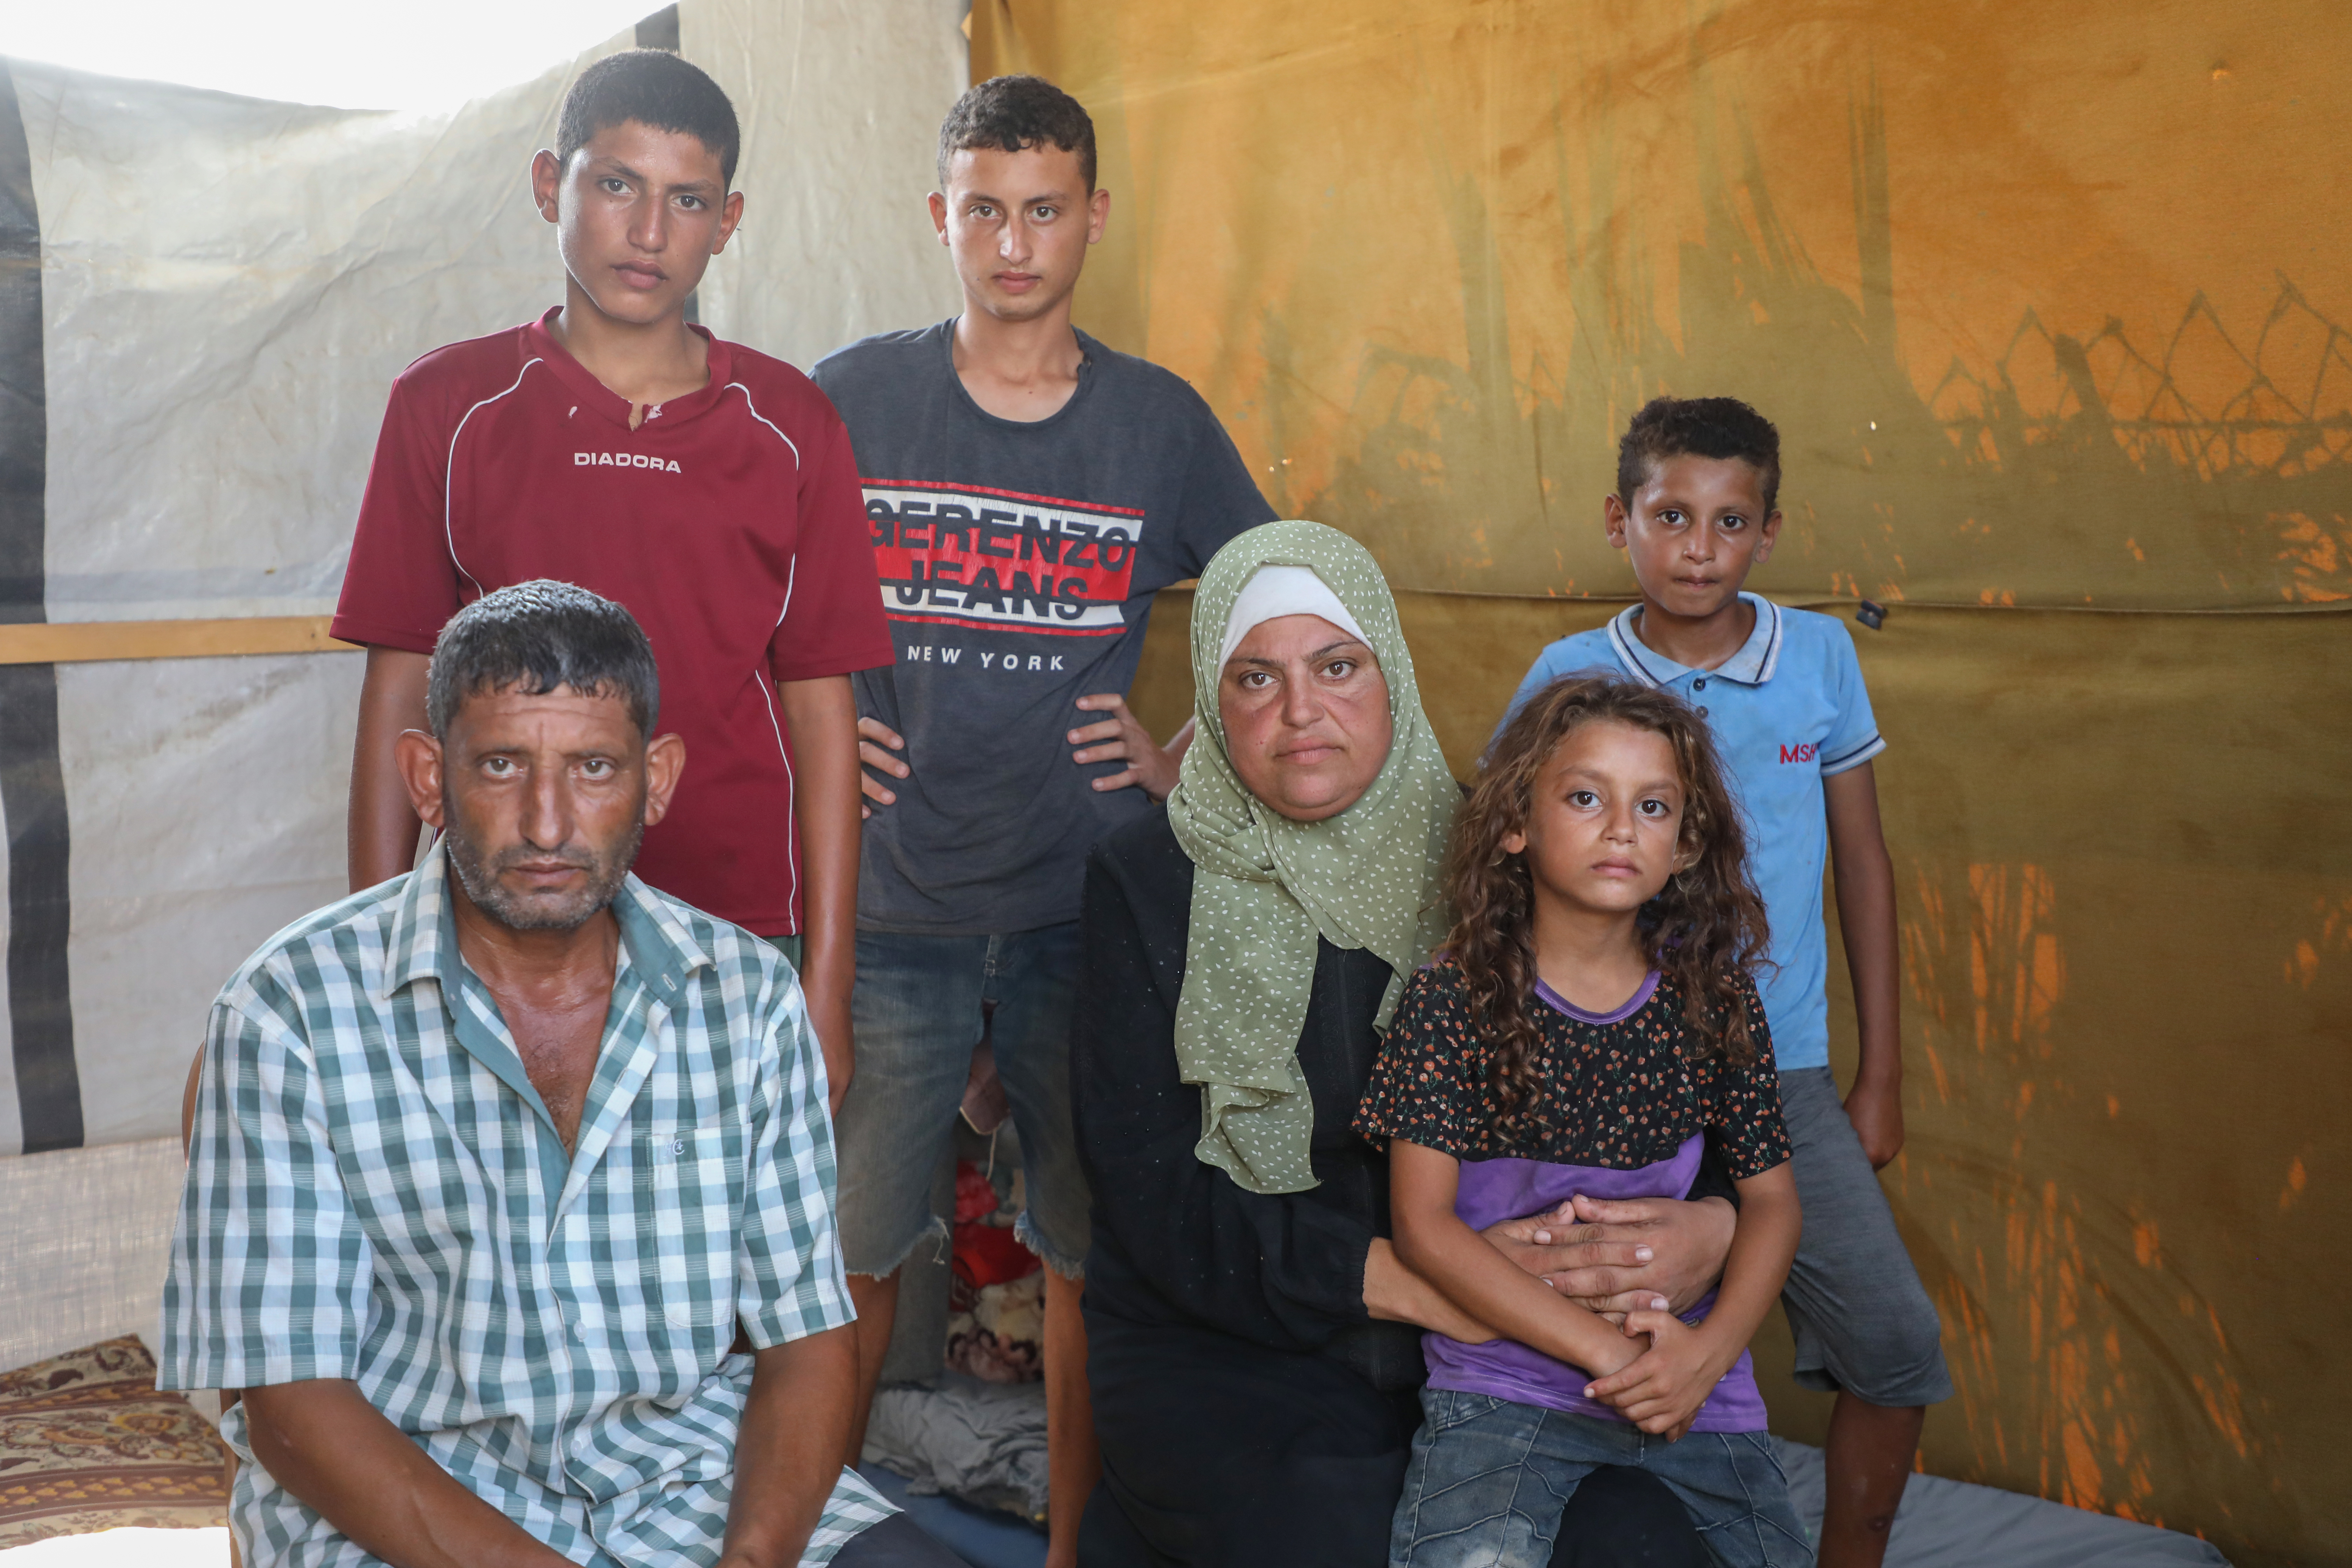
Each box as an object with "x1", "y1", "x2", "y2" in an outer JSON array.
[
  {"x1": 856, "y1": 717, "x2": 907, "y2": 818},
  {"x1": 1070, "y1": 694, "x2": 1180, "y2": 802},
  {"x1": 1844, "y1": 1074, "x2": 1905, "y2": 1169},
  {"x1": 1584, "y1": 1309, "x2": 1728, "y2": 1440}
]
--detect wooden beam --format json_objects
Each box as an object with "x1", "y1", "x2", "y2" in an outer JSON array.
[{"x1": 0, "y1": 616, "x2": 356, "y2": 666}]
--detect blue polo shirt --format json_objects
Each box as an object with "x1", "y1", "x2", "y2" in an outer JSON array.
[{"x1": 1498, "y1": 594, "x2": 1885, "y2": 1072}]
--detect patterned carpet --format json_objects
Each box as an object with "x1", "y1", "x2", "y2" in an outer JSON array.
[{"x1": 0, "y1": 1340, "x2": 229, "y2": 1549}]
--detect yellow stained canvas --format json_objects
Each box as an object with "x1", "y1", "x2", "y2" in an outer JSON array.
[{"x1": 983, "y1": 4, "x2": 2352, "y2": 1561}]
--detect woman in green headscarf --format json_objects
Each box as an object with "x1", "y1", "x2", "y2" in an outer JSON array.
[{"x1": 1068, "y1": 522, "x2": 1737, "y2": 1567}]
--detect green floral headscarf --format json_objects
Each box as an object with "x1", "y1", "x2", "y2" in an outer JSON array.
[{"x1": 1164, "y1": 521, "x2": 1460, "y2": 1195}]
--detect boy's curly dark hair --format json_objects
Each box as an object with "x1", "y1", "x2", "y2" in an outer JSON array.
[
  {"x1": 1617, "y1": 395, "x2": 1782, "y2": 516},
  {"x1": 1450, "y1": 677, "x2": 1771, "y2": 1119},
  {"x1": 938, "y1": 75, "x2": 1097, "y2": 191}
]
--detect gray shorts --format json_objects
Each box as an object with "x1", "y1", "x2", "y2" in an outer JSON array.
[{"x1": 1777, "y1": 1067, "x2": 1953, "y2": 1408}]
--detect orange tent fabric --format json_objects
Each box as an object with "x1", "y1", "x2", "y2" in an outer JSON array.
[{"x1": 977, "y1": 5, "x2": 2352, "y2": 1562}]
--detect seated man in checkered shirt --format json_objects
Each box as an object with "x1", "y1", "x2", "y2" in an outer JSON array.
[{"x1": 160, "y1": 581, "x2": 955, "y2": 1568}]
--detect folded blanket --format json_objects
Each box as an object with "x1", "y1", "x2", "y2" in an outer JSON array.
[{"x1": 861, "y1": 1375, "x2": 1049, "y2": 1525}]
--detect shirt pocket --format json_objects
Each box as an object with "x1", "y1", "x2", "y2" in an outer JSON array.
[{"x1": 642, "y1": 1126, "x2": 743, "y2": 1341}]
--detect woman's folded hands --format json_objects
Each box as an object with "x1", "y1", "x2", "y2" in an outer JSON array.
[{"x1": 1481, "y1": 1193, "x2": 1738, "y2": 1321}]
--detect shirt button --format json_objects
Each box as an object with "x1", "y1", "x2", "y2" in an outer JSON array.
[
  {"x1": 1698, "y1": 706, "x2": 1709, "y2": 716},
  {"x1": 1693, "y1": 678, "x2": 1707, "y2": 691},
  {"x1": 671, "y1": 1137, "x2": 686, "y2": 1155}
]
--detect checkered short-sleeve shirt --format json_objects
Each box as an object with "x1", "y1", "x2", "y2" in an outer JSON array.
[{"x1": 159, "y1": 844, "x2": 892, "y2": 1567}]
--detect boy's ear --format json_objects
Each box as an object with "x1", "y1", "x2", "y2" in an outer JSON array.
[
  {"x1": 531, "y1": 147, "x2": 565, "y2": 226},
  {"x1": 1753, "y1": 508, "x2": 1784, "y2": 565},
  {"x1": 711, "y1": 189, "x2": 746, "y2": 256},
  {"x1": 1603, "y1": 493, "x2": 1631, "y2": 548}
]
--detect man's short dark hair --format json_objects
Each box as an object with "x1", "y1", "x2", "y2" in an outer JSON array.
[
  {"x1": 558, "y1": 49, "x2": 740, "y2": 188},
  {"x1": 1616, "y1": 396, "x2": 1783, "y2": 516},
  {"x1": 937, "y1": 74, "x2": 1096, "y2": 192},
  {"x1": 427, "y1": 581, "x2": 660, "y2": 741}
]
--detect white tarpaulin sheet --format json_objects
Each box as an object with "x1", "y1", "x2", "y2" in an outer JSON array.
[{"x1": 0, "y1": 0, "x2": 963, "y2": 1360}]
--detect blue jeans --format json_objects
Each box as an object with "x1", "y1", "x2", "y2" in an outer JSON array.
[
  {"x1": 1391, "y1": 1389, "x2": 1812, "y2": 1568},
  {"x1": 832, "y1": 924, "x2": 1090, "y2": 1277}
]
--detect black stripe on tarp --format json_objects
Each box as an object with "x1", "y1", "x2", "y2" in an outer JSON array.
[
  {"x1": 0, "y1": 65, "x2": 44, "y2": 619},
  {"x1": 0, "y1": 61, "x2": 82, "y2": 1154},
  {"x1": 635, "y1": 6, "x2": 681, "y2": 51}
]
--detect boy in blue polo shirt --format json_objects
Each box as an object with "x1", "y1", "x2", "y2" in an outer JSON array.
[{"x1": 1499, "y1": 397, "x2": 1951, "y2": 1568}]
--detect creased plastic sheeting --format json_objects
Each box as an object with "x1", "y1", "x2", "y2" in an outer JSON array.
[
  {"x1": 0, "y1": 1137, "x2": 184, "y2": 1373},
  {"x1": 687, "y1": 0, "x2": 966, "y2": 368},
  {"x1": 0, "y1": 0, "x2": 967, "y2": 1158},
  {"x1": 23, "y1": 0, "x2": 965, "y2": 627},
  {"x1": 18, "y1": 50, "x2": 630, "y2": 625},
  {"x1": 977, "y1": 0, "x2": 2352, "y2": 612},
  {"x1": 0, "y1": 44, "x2": 626, "y2": 1160},
  {"x1": 57, "y1": 652, "x2": 364, "y2": 1148},
  {"x1": 0, "y1": 648, "x2": 361, "y2": 1160},
  {"x1": 1127, "y1": 591, "x2": 2350, "y2": 1567}
]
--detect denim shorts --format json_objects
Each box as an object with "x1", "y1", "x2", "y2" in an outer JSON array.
[
  {"x1": 831, "y1": 924, "x2": 1090, "y2": 1279},
  {"x1": 1776, "y1": 1068, "x2": 1954, "y2": 1407},
  {"x1": 1391, "y1": 1389, "x2": 1811, "y2": 1568}
]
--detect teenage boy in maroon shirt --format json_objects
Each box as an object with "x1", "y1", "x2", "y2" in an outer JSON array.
[{"x1": 334, "y1": 50, "x2": 888, "y2": 1102}]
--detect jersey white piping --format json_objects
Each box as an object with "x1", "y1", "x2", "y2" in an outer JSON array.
[
  {"x1": 445, "y1": 358, "x2": 544, "y2": 597},
  {"x1": 756, "y1": 551, "x2": 803, "y2": 923},
  {"x1": 737, "y1": 378, "x2": 805, "y2": 925},
  {"x1": 725, "y1": 382, "x2": 801, "y2": 468}
]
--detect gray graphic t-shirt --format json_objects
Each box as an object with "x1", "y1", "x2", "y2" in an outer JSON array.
[{"x1": 813, "y1": 321, "x2": 1274, "y2": 934}]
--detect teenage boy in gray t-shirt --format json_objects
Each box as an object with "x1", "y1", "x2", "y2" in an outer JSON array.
[{"x1": 811, "y1": 76, "x2": 1273, "y2": 1567}]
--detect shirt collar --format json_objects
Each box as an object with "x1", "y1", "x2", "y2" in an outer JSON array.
[
  {"x1": 380, "y1": 840, "x2": 712, "y2": 1003},
  {"x1": 523, "y1": 306, "x2": 734, "y2": 431},
  {"x1": 1606, "y1": 592, "x2": 1784, "y2": 688}
]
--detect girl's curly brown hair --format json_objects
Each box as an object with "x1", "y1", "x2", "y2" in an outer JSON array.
[{"x1": 1450, "y1": 676, "x2": 1771, "y2": 1120}]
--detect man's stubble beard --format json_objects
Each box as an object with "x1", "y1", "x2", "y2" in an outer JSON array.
[{"x1": 442, "y1": 791, "x2": 644, "y2": 932}]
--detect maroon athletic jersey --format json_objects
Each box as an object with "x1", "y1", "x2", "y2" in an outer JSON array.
[{"x1": 333, "y1": 309, "x2": 891, "y2": 934}]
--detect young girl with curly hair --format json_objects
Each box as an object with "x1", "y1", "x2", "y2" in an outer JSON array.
[{"x1": 1354, "y1": 676, "x2": 1811, "y2": 1567}]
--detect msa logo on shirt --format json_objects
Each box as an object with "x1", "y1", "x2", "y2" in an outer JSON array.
[
  {"x1": 576, "y1": 451, "x2": 683, "y2": 473},
  {"x1": 1779, "y1": 742, "x2": 1818, "y2": 764},
  {"x1": 864, "y1": 479, "x2": 1140, "y2": 636}
]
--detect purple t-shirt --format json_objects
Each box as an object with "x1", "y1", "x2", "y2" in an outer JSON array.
[{"x1": 1354, "y1": 967, "x2": 1789, "y2": 1434}]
